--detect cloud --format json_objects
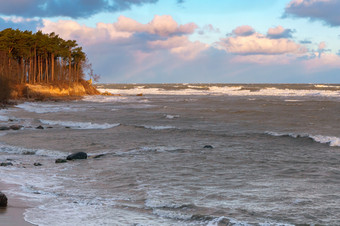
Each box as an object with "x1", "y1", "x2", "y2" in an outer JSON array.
[
  {"x1": 300, "y1": 39, "x2": 312, "y2": 44},
  {"x1": 218, "y1": 31, "x2": 307, "y2": 55},
  {"x1": 285, "y1": 0, "x2": 340, "y2": 26},
  {"x1": 0, "y1": 0, "x2": 159, "y2": 19},
  {"x1": 40, "y1": 15, "x2": 204, "y2": 60},
  {"x1": 115, "y1": 15, "x2": 197, "y2": 36},
  {"x1": 198, "y1": 24, "x2": 220, "y2": 35},
  {"x1": 148, "y1": 36, "x2": 209, "y2": 59},
  {"x1": 267, "y1": 26, "x2": 295, "y2": 39},
  {"x1": 0, "y1": 16, "x2": 42, "y2": 31},
  {"x1": 232, "y1": 25, "x2": 255, "y2": 36}
]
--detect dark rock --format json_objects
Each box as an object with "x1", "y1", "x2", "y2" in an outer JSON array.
[
  {"x1": 36, "y1": 125, "x2": 44, "y2": 129},
  {"x1": 34, "y1": 162, "x2": 42, "y2": 166},
  {"x1": 0, "y1": 192, "x2": 8, "y2": 207},
  {"x1": 9, "y1": 125, "x2": 23, "y2": 130},
  {"x1": 93, "y1": 154, "x2": 106, "y2": 159},
  {"x1": 0, "y1": 162, "x2": 13, "y2": 167},
  {"x1": 55, "y1": 159, "x2": 67, "y2": 164},
  {"x1": 47, "y1": 126, "x2": 53, "y2": 129},
  {"x1": 0, "y1": 126, "x2": 10, "y2": 131},
  {"x1": 65, "y1": 126, "x2": 71, "y2": 129},
  {"x1": 203, "y1": 145, "x2": 214, "y2": 149},
  {"x1": 66, "y1": 152, "x2": 87, "y2": 160}
]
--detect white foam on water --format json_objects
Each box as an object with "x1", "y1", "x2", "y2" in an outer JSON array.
[
  {"x1": 16, "y1": 102, "x2": 81, "y2": 114},
  {"x1": 98, "y1": 86, "x2": 340, "y2": 99},
  {"x1": 0, "y1": 143, "x2": 68, "y2": 158},
  {"x1": 265, "y1": 131, "x2": 340, "y2": 147},
  {"x1": 165, "y1": 114, "x2": 180, "y2": 119},
  {"x1": 140, "y1": 125, "x2": 176, "y2": 130},
  {"x1": 39, "y1": 119, "x2": 120, "y2": 130},
  {"x1": 0, "y1": 114, "x2": 9, "y2": 121}
]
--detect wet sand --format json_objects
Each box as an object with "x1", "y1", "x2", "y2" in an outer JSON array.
[{"x1": 0, "y1": 182, "x2": 36, "y2": 226}]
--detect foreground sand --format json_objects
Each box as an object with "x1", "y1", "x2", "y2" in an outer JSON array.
[{"x1": 0, "y1": 182, "x2": 36, "y2": 226}]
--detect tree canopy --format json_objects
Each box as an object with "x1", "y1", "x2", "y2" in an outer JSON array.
[{"x1": 0, "y1": 28, "x2": 88, "y2": 85}]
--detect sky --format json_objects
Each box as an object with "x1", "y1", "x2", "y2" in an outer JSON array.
[{"x1": 0, "y1": 0, "x2": 340, "y2": 83}]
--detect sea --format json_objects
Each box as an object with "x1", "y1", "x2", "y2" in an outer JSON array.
[{"x1": 0, "y1": 83, "x2": 339, "y2": 226}]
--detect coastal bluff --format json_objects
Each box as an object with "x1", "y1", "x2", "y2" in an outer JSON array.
[{"x1": 10, "y1": 80, "x2": 100, "y2": 100}]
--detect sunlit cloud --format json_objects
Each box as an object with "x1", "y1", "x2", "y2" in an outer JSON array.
[
  {"x1": 267, "y1": 26, "x2": 295, "y2": 39},
  {"x1": 285, "y1": 0, "x2": 340, "y2": 26}
]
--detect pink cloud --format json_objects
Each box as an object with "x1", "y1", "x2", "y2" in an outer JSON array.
[
  {"x1": 219, "y1": 33, "x2": 306, "y2": 55},
  {"x1": 39, "y1": 15, "x2": 198, "y2": 45},
  {"x1": 40, "y1": 19, "x2": 131, "y2": 45},
  {"x1": 115, "y1": 15, "x2": 197, "y2": 36},
  {"x1": 232, "y1": 25, "x2": 255, "y2": 36},
  {"x1": 149, "y1": 36, "x2": 209, "y2": 59},
  {"x1": 267, "y1": 26, "x2": 294, "y2": 39},
  {"x1": 303, "y1": 53, "x2": 340, "y2": 71}
]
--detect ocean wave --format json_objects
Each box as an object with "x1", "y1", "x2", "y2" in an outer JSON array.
[
  {"x1": 98, "y1": 85, "x2": 340, "y2": 99},
  {"x1": 165, "y1": 114, "x2": 180, "y2": 119},
  {"x1": 138, "y1": 125, "x2": 177, "y2": 130},
  {"x1": 0, "y1": 114, "x2": 9, "y2": 121},
  {"x1": 265, "y1": 131, "x2": 340, "y2": 147},
  {"x1": 16, "y1": 102, "x2": 80, "y2": 114},
  {"x1": 0, "y1": 143, "x2": 67, "y2": 158},
  {"x1": 39, "y1": 119, "x2": 120, "y2": 130}
]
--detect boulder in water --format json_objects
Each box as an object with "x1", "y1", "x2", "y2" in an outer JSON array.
[
  {"x1": 203, "y1": 145, "x2": 214, "y2": 149},
  {"x1": 9, "y1": 125, "x2": 22, "y2": 130},
  {"x1": 36, "y1": 125, "x2": 44, "y2": 129},
  {"x1": 66, "y1": 152, "x2": 87, "y2": 160},
  {"x1": 0, "y1": 192, "x2": 8, "y2": 207},
  {"x1": 0, "y1": 126, "x2": 10, "y2": 131},
  {"x1": 55, "y1": 159, "x2": 67, "y2": 164},
  {"x1": 0, "y1": 162, "x2": 13, "y2": 166}
]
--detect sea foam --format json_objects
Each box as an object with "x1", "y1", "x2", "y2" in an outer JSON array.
[
  {"x1": 16, "y1": 102, "x2": 80, "y2": 113},
  {"x1": 266, "y1": 131, "x2": 340, "y2": 147},
  {"x1": 98, "y1": 85, "x2": 340, "y2": 99},
  {"x1": 39, "y1": 119, "x2": 120, "y2": 130},
  {"x1": 0, "y1": 143, "x2": 67, "y2": 158}
]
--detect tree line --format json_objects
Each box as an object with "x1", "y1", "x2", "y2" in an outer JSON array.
[
  {"x1": 0, "y1": 28, "x2": 89, "y2": 84},
  {"x1": 0, "y1": 28, "x2": 98, "y2": 102}
]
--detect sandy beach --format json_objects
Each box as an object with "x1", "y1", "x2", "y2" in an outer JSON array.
[{"x1": 0, "y1": 182, "x2": 36, "y2": 226}]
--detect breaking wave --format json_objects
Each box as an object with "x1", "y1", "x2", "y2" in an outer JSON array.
[
  {"x1": 16, "y1": 102, "x2": 80, "y2": 113},
  {"x1": 39, "y1": 119, "x2": 120, "y2": 130},
  {"x1": 0, "y1": 143, "x2": 67, "y2": 158},
  {"x1": 266, "y1": 131, "x2": 340, "y2": 147}
]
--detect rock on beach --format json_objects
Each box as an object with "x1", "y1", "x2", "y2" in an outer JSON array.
[
  {"x1": 0, "y1": 192, "x2": 8, "y2": 207},
  {"x1": 66, "y1": 152, "x2": 88, "y2": 160}
]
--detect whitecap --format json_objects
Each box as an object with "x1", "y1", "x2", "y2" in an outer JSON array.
[
  {"x1": 0, "y1": 143, "x2": 67, "y2": 158},
  {"x1": 265, "y1": 131, "x2": 340, "y2": 147},
  {"x1": 165, "y1": 114, "x2": 180, "y2": 119},
  {"x1": 140, "y1": 125, "x2": 176, "y2": 130},
  {"x1": 39, "y1": 119, "x2": 120, "y2": 130},
  {"x1": 16, "y1": 102, "x2": 80, "y2": 114},
  {"x1": 97, "y1": 86, "x2": 340, "y2": 99}
]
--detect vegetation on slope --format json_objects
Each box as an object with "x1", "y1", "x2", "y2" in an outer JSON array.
[{"x1": 0, "y1": 28, "x2": 99, "y2": 103}]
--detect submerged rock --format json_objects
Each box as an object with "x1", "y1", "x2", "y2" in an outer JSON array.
[
  {"x1": 36, "y1": 125, "x2": 44, "y2": 129},
  {"x1": 9, "y1": 125, "x2": 23, "y2": 130},
  {"x1": 66, "y1": 152, "x2": 87, "y2": 160},
  {"x1": 0, "y1": 162, "x2": 13, "y2": 167},
  {"x1": 55, "y1": 159, "x2": 67, "y2": 164},
  {"x1": 0, "y1": 126, "x2": 10, "y2": 131},
  {"x1": 93, "y1": 154, "x2": 106, "y2": 159},
  {"x1": 0, "y1": 192, "x2": 8, "y2": 207},
  {"x1": 203, "y1": 145, "x2": 214, "y2": 149},
  {"x1": 34, "y1": 162, "x2": 42, "y2": 166}
]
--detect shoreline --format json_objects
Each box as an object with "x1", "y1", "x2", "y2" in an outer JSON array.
[{"x1": 0, "y1": 182, "x2": 36, "y2": 226}]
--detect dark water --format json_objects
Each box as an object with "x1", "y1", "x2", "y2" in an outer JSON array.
[{"x1": 0, "y1": 84, "x2": 339, "y2": 225}]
